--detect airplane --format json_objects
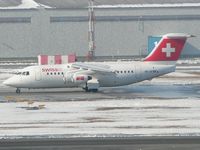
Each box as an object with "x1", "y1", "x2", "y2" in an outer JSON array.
[{"x1": 3, "y1": 33, "x2": 193, "y2": 93}]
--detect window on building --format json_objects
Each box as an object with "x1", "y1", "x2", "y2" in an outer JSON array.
[{"x1": 0, "y1": 17, "x2": 31, "y2": 23}]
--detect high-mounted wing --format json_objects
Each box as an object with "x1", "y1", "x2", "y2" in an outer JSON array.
[{"x1": 71, "y1": 62, "x2": 115, "y2": 74}]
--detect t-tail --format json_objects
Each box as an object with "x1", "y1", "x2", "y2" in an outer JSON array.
[{"x1": 144, "y1": 33, "x2": 194, "y2": 65}]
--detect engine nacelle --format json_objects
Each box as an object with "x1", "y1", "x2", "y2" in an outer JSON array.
[{"x1": 72, "y1": 74, "x2": 92, "y2": 84}]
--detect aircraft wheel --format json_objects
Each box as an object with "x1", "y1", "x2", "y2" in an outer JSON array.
[
  {"x1": 83, "y1": 84, "x2": 98, "y2": 92},
  {"x1": 83, "y1": 83, "x2": 89, "y2": 92},
  {"x1": 16, "y1": 88, "x2": 21, "y2": 94},
  {"x1": 84, "y1": 87, "x2": 89, "y2": 92},
  {"x1": 84, "y1": 88, "x2": 98, "y2": 92},
  {"x1": 91, "y1": 89, "x2": 98, "y2": 92},
  {"x1": 87, "y1": 89, "x2": 98, "y2": 92}
]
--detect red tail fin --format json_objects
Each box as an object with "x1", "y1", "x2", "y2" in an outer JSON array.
[{"x1": 144, "y1": 33, "x2": 193, "y2": 62}]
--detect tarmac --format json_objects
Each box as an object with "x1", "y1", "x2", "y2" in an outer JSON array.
[
  {"x1": 1, "y1": 136, "x2": 200, "y2": 150},
  {"x1": 0, "y1": 63, "x2": 200, "y2": 149}
]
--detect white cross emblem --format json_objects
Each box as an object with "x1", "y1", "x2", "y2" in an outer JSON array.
[{"x1": 162, "y1": 43, "x2": 175, "y2": 58}]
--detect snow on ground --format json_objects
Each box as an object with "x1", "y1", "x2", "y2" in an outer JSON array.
[
  {"x1": 177, "y1": 59, "x2": 200, "y2": 65},
  {"x1": 149, "y1": 71, "x2": 200, "y2": 85},
  {"x1": 0, "y1": 0, "x2": 51, "y2": 9},
  {"x1": 0, "y1": 98, "x2": 200, "y2": 138},
  {"x1": 0, "y1": 61, "x2": 199, "y2": 138},
  {"x1": 95, "y1": 3, "x2": 200, "y2": 8},
  {"x1": 0, "y1": 61, "x2": 36, "y2": 65},
  {"x1": 165, "y1": 72, "x2": 199, "y2": 77}
]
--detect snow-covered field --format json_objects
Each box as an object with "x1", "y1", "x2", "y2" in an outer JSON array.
[
  {"x1": 0, "y1": 61, "x2": 199, "y2": 139},
  {"x1": 95, "y1": 3, "x2": 200, "y2": 8},
  {"x1": 0, "y1": 98, "x2": 200, "y2": 138},
  {"x1": 0, "y1": 0, "x2": 200, "y2": 9},
  {"x1": 0, "y1": 0, "x2": 51, "y2": 9},
  {"x1": 1, "y1": 0, "x2": 200, "y2": 9}
]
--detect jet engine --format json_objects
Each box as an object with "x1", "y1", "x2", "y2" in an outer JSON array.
[{"x1": 72, "y1": 74, "x2": 92, "y2": 84}]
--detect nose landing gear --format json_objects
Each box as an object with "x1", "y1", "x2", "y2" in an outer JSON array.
[{"x1": 16, "y1": 88, "x2": 21, "y2": 94}]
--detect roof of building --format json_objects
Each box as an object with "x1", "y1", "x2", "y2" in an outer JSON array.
[{"x1": 0, "y1": 0, "x2": 200, "y2": 9}]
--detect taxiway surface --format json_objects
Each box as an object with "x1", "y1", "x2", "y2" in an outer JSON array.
[
  {"x1": 0, "y1": 63, "x2": 200, "y2": 138},
  {"x1": 1, "y1": 137, "x2": 200, "y2": 150}
]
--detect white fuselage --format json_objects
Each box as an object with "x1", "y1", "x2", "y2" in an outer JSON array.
[{"x1": 4, "y1": 61, "x2": 175, "y2": 89}]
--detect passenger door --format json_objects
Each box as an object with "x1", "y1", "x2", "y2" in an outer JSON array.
[{"x1": 35, "y1": 68, "x2": 42, "y2": 81}]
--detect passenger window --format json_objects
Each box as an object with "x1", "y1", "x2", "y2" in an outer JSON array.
[
  {"x1": 50, "y1": 73, "x2": 53, "y2": 75},
  {"x1": 121, "y1": 71, "x2": 123, "y2": 73},
  {"x1": 22, "y1": 72, "x2": 26, "y2": 75},
  {"x1": 58, "y1": 72, "x2": 60, "y2": 75},
  {"x1": 54, "y1": 72, "x2": 56, "y2": 75},
  {"x1": 26, "y1": 72, "x2": 30, "y2": 75},
  {"x1": 47, "y1": 73, "x2": 49, "y2": 75}
]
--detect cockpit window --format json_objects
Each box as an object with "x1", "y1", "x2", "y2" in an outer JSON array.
[{"x1": 17, "y1": 71, "x2": 30, "y2": 76}]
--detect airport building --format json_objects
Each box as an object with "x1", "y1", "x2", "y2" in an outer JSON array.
[{"x1": 0, "y1": 0, "x2": 200, "y2": 58}]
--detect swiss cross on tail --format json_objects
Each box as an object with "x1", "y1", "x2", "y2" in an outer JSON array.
[
  {"x1": 162, "y1": 43, "x2": 175, "y2": 57},
  {"x1": 145, "y1": 33, "x2": 194, "y2": 62}
]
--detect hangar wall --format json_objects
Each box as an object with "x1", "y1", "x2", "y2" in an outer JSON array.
[{"x1": 0, "y1": 7, "x2": 200, "y2": 58}]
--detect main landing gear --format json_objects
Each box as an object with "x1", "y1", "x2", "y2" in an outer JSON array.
[
  {"x1": 84, "y1": 87, "x2": 98, "y2": 92},
  {"x1": 16, "y1": 88, "x2": 21, "y2": 94},
  {"x1": 83, "y1": 80, "x2": 99, "y2": 93}
]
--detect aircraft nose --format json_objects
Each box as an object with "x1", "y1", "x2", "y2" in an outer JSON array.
[
  {"x1": 3, "y1": 77, "x2": 18, "y2": 87},
  {"x1": 3, "y1": 78, "x2": 12, "y2": 86}
]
